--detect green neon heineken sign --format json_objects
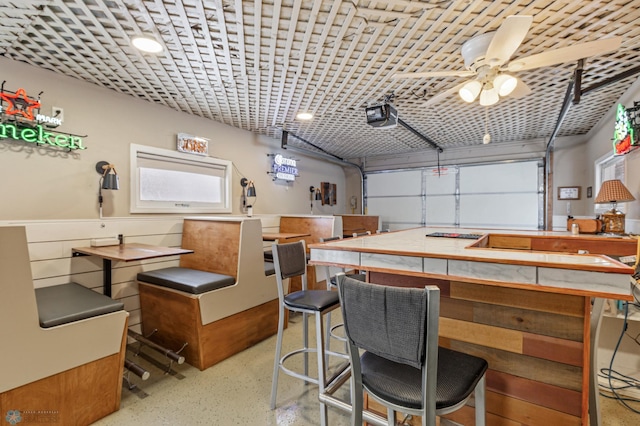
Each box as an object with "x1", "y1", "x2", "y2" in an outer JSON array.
[
  {"x1": 0, "y1": 122, "x2": 85, "y2": 149},
  {"x1": 0, "y1": 85, "x2": 86, "y2": 150}
]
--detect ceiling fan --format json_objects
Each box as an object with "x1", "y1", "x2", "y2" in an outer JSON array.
[{"x1": 393, "y1": 15, "x2": 622, "y2": 106}]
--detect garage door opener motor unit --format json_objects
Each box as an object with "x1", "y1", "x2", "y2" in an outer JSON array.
[{"x1": 365, "y1": 104, "x2": 398, "y2": 129}]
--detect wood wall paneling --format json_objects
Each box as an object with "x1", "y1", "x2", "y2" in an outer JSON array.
[
  {"x1": 486, "y1": 370, "x2": 582, "y2": 417},
  {"x1": 450, "y1": 281, "x2": 585, "y2": 317},
  {"x1": 471, "y1": 301, "x2": 584, "y2": 341}
]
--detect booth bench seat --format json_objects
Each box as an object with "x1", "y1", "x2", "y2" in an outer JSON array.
[
  {"x1": 137, "y1": 217, "x2": 280, "y2": 371},
  {"x1": 36, "y1": 282, "x2": 124, "y2": 328},
  {"x1": 137, "y1": 267, "x2": 235, "y2": 295},
  {"x1": 0, "y1": 226, "x2": 129, "y2": 426}
]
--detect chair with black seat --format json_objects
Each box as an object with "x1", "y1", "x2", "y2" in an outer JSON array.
[
  {"x1": 270, "y1": 240, "x2": 346, "y2": 425},
  {"x1": 336, "y1": 274, "x2": 488, "y2": 426},
  {"x1": 319, "y1": 236, "x2": 365, "y2": 350}
]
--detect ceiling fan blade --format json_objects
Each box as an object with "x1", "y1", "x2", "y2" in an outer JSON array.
[
  {"x1": 507, "y1": 77, "x2": 532, "y2": 99},
  {"x1": 504, "y1": 36, "x2": 622, "y2": 72},
  {"x1": 485, "y1": 15, "x2": 533, "y2": 67},
  {"x1": 392, "y1": 70, "x2": 475, "y2": 79},
  {"x1": 424, "y1": 82, "x2": 467, "y2": 106}
]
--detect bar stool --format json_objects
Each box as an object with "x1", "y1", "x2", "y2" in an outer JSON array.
[
  {"x1": 336, "y1": 274, "x2": 488, "y2": 426},
  {"x1": 270, "y1": 240, "x2": 345, "y2": 425},
  {"x1": 319, "y1": 236, "x2": 365, "y2": 352}
]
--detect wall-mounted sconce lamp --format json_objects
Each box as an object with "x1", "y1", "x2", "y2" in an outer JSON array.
[
  {"x1": 96, "y1": 161, "x2": 119, "y2": 218},
  {"x1": 240, "y1": 177, "x2": 257, "y2": 216},
  {"x1": 309, "y1": 186, "x2": 322, "y2": 214}
]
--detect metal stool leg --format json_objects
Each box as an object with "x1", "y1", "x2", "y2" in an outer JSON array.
[
  {"x1": 475, "y1": 375, "x2": 486, "y2": 426},
  {"x1": 303, "y1": 312, "x2": 309, "y2": 379},
  {"x1": 270, "y1": 303, "x2": 286, "y2": 409},
  {"x1": 315, "y1": 311, "x2": 329, "y2": 426}
]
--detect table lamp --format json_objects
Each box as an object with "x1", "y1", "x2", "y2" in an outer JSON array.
[{"x1": 594, "y1": 179, "x2": 635, "y2": 234}]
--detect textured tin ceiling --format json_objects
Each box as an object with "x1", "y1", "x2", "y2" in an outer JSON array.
[{"x1": 1, "y1": 0, "x2": 639, "y2": 161}]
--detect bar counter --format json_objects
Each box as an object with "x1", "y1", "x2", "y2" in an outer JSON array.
[{"x1": 309, "y1": 227, "x2": 637, "y2": 425}]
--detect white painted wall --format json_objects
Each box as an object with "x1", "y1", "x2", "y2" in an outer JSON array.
[
  {"x1": 557, "y1": 75, "x2": 640, "y2": 401},
  {"x1": 552, "y1": 75, "x2": 640, "y2": 233},
  {"x1": 0, "y1": 57, "x2": 347, "y2": 220}
]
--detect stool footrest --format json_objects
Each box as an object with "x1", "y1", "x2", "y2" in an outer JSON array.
[
  {"x1": 124, "y1": 359, "x2": 151, "y2": 380},
  {"x1": 128, "y1": 329, "x2": 185, "y2": 364}
]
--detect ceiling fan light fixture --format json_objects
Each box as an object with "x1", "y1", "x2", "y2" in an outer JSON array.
[
  {"x1": 493, "y1": 74, "x2": 517, "y2": 97},
  {"x1": 459, "y1": 80, "x2": 482, "y2": 103},
  {"x1": 479, "y1": 87, "x2": 499, "y2": 106}
]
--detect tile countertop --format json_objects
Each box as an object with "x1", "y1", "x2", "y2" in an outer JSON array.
[{"x1": 309, "y1": 227, "x2": 637, "y2": 299}]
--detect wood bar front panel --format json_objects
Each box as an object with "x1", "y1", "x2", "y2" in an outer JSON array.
[
  {"x1": 369, "y1": 271, "x2": 587, "y2": 425},
  {"x1": 485, "y1": 234, "x2": 637, "y2": 257}
]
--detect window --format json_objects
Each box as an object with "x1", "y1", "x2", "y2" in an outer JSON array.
[
  {"x1": 594, "y1": 152, "x2": 626, "y2": 214},
  {"x1": 130, "y1": 144, "x2": 232, "y2": 213}
]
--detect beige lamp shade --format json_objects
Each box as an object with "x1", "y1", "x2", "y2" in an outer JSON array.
[
  {"x1": 594, "y1": 179, "x2": 635, "y2": 204},
  {"x1": 595, "y1": 179, "x2": 635, "y2": 234}
]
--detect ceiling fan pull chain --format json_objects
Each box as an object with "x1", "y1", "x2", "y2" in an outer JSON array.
[
  {"x1": 485, "y1": 107, "x2": 489, "y2": 134},
  {"x1": 483, "y1": 107, "x2": 491, "y2": 144}
]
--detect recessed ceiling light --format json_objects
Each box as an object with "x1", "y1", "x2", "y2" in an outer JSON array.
[
  {"x1": 296, "y1": 112, "x2": 313, "y2": 120},
  {"x1": 131, "y1": 35, "x2": 163, "y2": 53}
]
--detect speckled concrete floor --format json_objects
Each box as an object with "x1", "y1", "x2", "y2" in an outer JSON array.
[
  {"x1": 93, "y1": 313, "x2": 351, "y2": 426},
  {"x1": 93, "y1": 312, "x2": 640, "y2": 426}
]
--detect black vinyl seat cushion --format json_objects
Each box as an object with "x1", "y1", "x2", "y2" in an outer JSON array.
[
  {"x1": 284, "y1": 290, "x2": 340, "y2": 311},
  {"x1": 361, "y1": 346, "x2": 488, "y2": 410},
  {"x1": 329, "y1": 272, "x2": 365, "y2": 288},
  {"x1": 137, "y1": 267, "x2": 235, "y2": 295},
  {"x1": 264, "y1": 261, "x2": 276, "y2": 276},
  {"x1": 264, "y1": 249, "x2": 274, "y2": 261},
  {"x1": 35, "y1": 282, "x2": 124, "y2": 328},
  {"x1": 265, "y1": 249, "x2": 310, "y2": 262}
]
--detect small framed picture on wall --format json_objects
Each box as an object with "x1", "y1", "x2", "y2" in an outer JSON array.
[{"x1": 557, "y1": 186, "x2": 581, "y2": 200}]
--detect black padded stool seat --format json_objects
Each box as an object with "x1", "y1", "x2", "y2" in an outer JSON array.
[
  {"x1": 264, "y1": 249, "x2": 274, "y2": 261},
  {"x1": 35, "y1": 282, "x2": 124, "y2": 328},
  {"x1": 329, "y1": 272, "x2": 365, "y2": 287},
  {"x1": 361, "y1": 346, "x2": 488, "y2": 410},
  {"x1": 137, "y1": 267, "x2": 235, "y2": 295},
  {"x1": 265, "y1": 249, "x2": 310, "y2": 262},
  {"x1": 284, "y1": 290, "x2": 340, "y2": 311},
  {"x1": 264, "y1": 261, "x2": 276, "y2": 276}
]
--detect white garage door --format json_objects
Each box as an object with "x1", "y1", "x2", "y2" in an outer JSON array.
[{"x1": 365, "y1": 160, "x2": 543, "y2": 231}]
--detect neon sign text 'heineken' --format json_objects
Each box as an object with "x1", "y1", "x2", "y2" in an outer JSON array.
[{"x1": 0, "y1": 122, "x2": 85, "y2": 149}]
